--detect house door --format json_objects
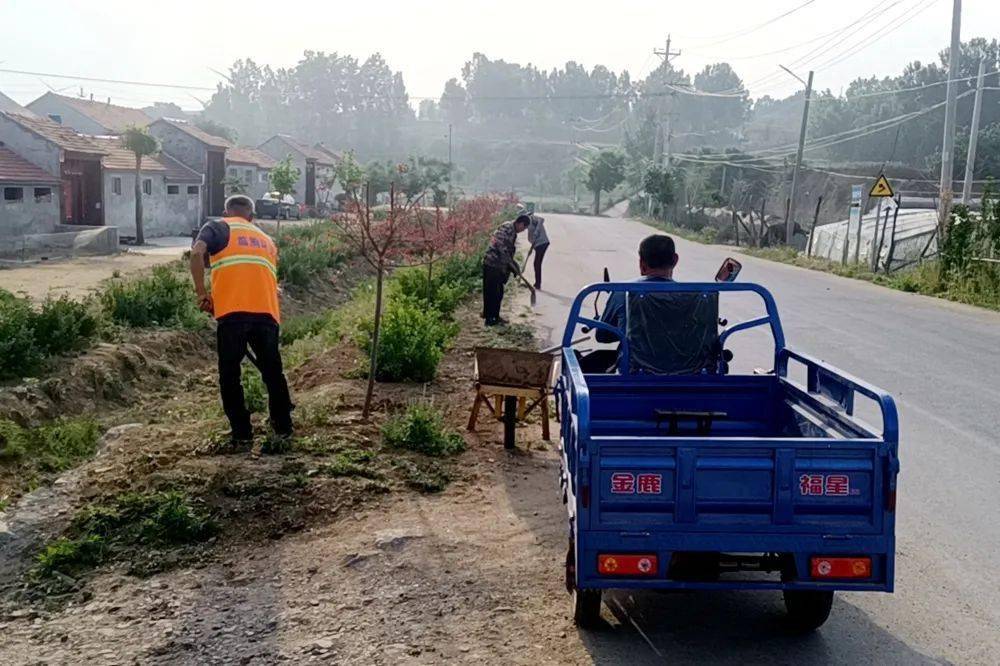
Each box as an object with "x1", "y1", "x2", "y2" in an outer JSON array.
[{"x1": 305, "y1": 161, "x2": 316, "y2": 207}]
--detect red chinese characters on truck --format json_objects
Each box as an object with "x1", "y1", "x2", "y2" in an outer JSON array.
[
  {"x1": 799, "y1": 474, "x2": 852, "y2": 497},
  {"x1": 610, "y1": 473, "x2": 663, "y2": 495}
]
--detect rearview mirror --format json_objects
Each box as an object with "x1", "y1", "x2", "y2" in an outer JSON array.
[{"x1": 715, "y1": 258, "x2": 742, "y2": 283}]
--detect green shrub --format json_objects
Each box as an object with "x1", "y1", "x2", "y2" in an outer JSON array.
[
  {"x1": 241, "y1": 365, "x2": 267, "y2": 413},
  {"x1": 33, "y1": 296, "x2": 99, "y2": 355},
  {"x1": 390, "y1": 267, "x2": 467, "y2": 317},
  {"x1": 276, "y1": 223, "x2": 344, "y2": 287},
  {"x1": 0, "y1": 418, "x2": 101, "y2": 473},
  {"x1": 382, "y1": 403, "x2": 465, "y2": 457},
  {"x1": 72, "y1": 490, "x2": 215, "y2": 546},
  {"x1": 0, "y1": 293, "x2": 42, "y2": 379},
  {"x1": 281, "y1": 312, "x2": 329, "y2": 346},
  {"x1": 321, "y1": 447, "x2": 380, "y2": 479},
  {"x1": 360, "y1": 298, "x2": 456, "y2": 382},
  {"x1": 101, "y1": 266, "x2": 205, "y2": 329}
]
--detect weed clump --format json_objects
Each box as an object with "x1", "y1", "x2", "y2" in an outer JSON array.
[
  {"x1": 320, "y1": 448, "x2": 381, "y2": 479},
  {"x1": 395, "y1": 458, "x2": 452, "y2": 493},
  {"x1": 276, "y1": 222, "x2": 344, "y2": 287},
  {"x1": 382, "y1": 403, "x2": 465, "y2": 457},
  {"x1": 101, "y1": 265, "x2": 206, "y2": 329},
  {"x1": 0, "y1": 292, "x2": 99, "y2": 379},
  {"x1": 32, "y1": 490, "x2": 215, "y2": 583},
  {"x1": 0, "y1": 418, "x2": 102, "y2": 474},
  {"x1": 241, "y1": 365, "x2": 267, "y2": 413}
]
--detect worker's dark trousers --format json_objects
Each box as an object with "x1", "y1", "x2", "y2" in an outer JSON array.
[
  {"x1": 482, "y1": 265, "x2": 508, "y2": 324},
  {"x1": 216, "y1": 319, "x2": 293, "y2": 439},
  {"x1": 532, "y1": 242, "x2": 549, "y2": 289}
]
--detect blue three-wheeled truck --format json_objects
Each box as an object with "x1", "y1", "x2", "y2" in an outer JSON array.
[{"x1": 554, "y1": 263, "x2": 900, "y2": 632}]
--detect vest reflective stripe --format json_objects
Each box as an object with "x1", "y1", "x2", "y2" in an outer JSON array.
[
  {"x1": 209, "y1": 217, "x2": 281, "y2": 323},
  {"x1": 210, "y1": 255, "x2": 278, "y2": 277}
]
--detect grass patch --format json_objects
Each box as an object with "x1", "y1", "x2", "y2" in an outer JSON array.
[
  {"x1": 0, "y1": 292, "x2": 100, "y2": 379},
  {"x1": 319, "y1": 447, "x2": 382, "y2": 479},
  {"x1": 484, "y1": 321, "x2": 537, "y2": 349},
  {"x1": 394, "y1": 458, "x2": 452, "y2": 493},
  {"x1": 281, "y1": 311, "x2": 331, "y2": 346},
  {"x1": 101, "y1": 265, "x2": 207, "y2": 329},
  {"x1": 0, "y1": 418, "x2": 102, "y2": 475},
  {"x1": 32, "y1": 490, "x2": 215, "y2": 585},
  {"x1": 382, "y1": 403, "x2": 466, "y2": 457},
  {"x1": 275, "y1": 222, "x2": 345, "y2": 287}
]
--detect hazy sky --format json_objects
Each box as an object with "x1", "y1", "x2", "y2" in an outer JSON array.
[{"x1": 1, "y1": 0, "x2": 995, "y2": 111}]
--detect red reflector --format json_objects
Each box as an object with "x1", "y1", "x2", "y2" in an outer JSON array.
[
  {"x1": 598, "y1": 554, "x2": 658, "y2": 576},
  {"x1": 810, "y1": 556, "x2": 872, "y2": 579}
]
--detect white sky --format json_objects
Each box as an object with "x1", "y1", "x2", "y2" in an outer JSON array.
[{"x1": 1, "y1": 0, "x2": 995, "y2": 110}]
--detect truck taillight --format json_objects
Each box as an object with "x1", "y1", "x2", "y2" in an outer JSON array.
[
  {"x1": 810, "y1": 556, "x2": 871, "y2": 579},
  {"x1": 598, "y1": 554, "x2": 658, "y2": 576}
]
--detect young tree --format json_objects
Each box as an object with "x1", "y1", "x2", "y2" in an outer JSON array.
[
  {"x1": 643, "y1": 165, "x2": 677, "y2": 219},
  {"x1": 334, "y1": 150, "x2": 365, "y2": 200},
  {"x1": 120, "y1": 125, "x2": 160, "y2": 245},
  {"x1": 585, "y1": 150, "x2": 626, "y2": 215},
  {"x1": 268, "y1": 155, "x2": 300, "y2": 234},
  {"x1": 333, "y1": 181, "x2": 426, "y2": 419}
]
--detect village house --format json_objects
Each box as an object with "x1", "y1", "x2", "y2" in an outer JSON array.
[
  {"x1": 0, "y1": 145, "x2": 61, "y2": 237},
  {"x1": 0, "y1": 91, "x2": 38, "y2": 118},
  {"x1": 0, "y1": 111, "x2": 106, "y2": 226},
  {"x1": 27, "y1": 92, "x2": 151, "y2": 135},
  {"x1": 90, "y1": 136, "x2": 203, "y2": 239},
  {"x1": 226, "y1": 147, "x2": 276, "y2": 200},
  {"x1": 148, "y1": 118, "x2": 230, "y2": 218},
  {"x1": 258, "y1": 134, "x2": 339, "y2": 209}
]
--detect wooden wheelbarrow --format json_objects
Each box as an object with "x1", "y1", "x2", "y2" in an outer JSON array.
[{"x1": 467, "y1": 346, "x2": 555, "y2": 449}]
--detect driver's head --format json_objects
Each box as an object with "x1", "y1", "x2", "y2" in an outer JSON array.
[
  {"x1": 638, "y1": 234, "x2": 678, "y2": 277},
  {"x1": 224, "y1": 195, "x2": 255, "y2": 222}
]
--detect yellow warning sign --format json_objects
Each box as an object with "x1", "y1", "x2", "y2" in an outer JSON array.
[{"x1": 870, "y1": 174, "x2": 894, "y2": 198}]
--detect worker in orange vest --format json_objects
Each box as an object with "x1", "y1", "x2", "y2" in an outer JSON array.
[{"x1": 189, "y1": 195, "x2": 293, "y2": 447}]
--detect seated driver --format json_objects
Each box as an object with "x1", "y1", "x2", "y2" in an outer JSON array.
[{"x1": 596, "y1": 234, "x2": 718, "y2": 375}]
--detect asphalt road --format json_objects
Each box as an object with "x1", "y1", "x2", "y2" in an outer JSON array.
[{"x1": 525, "y1": 212, "x2": 1000, "y2": 665}]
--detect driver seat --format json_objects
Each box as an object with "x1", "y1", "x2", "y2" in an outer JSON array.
[{"x1": 625, "y1": 291, "x2": 720, "y2": 375}]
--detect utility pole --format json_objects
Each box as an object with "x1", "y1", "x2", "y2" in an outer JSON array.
[
  {"x1": 780, "y1": 65, "x2": 814, "y2": 245},
  {"x1": 653, "y1": 36, "x2": 681, "y2": 168},
  {"x1": 447, "y1": 122, "x2": 453, "y2": 207},
  {"x1": 938, "y1": 0, "x2": 962, "y2": 235},
  {"x1": 961, "y1": 59, "x2": 985, "y2": 205}
]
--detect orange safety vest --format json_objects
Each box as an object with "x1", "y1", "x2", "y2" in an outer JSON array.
[{"x1": 209, "y1": 217, "x2": 281, "y2": 323}]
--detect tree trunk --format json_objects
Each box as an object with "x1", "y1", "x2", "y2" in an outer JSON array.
[
  {"x1": 592, "y1": 189, "x2": 601, "y2": 216},
  {"x1": 134, "y1": 155, "x2": 144, "y2": 246},
  {"x1": 362, "y1": 262, "x2": 385, "y2": 420},
  {"x1": 276, "y1": 194, "x2": 283, "y2": 237},
  {"x1": 427, "y1": 255, "x2": 434, "y2": 302}
]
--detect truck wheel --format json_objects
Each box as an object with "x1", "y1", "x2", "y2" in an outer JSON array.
[
  {"x1": 573, "y1": 588, "x2": 602, "y2": 628},
  {"x1": 783, "y1": 590, "x2": 834, "y2": 633},
  {"x1": 502, "y1": 396, "x2": 517, "y2": 449}
]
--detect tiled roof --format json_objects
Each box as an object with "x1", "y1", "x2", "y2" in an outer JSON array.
[
  {"x1": 0, "y1": 146, "x2": 59, "y2": 184},
  {"x1": 155, "y1": 118, "x2": 233, "y2": 149},
  {"x1": 90, "y1": 136, "x2": 201, "y2": 182},
  {"x1": 227, "y1": 146, "x2": 276, "y2": 169},
  {"x1": 35, "y1": 93, "x2": 151, "y2": 133},
  {"x1": 1, "y1": 112, "x2": 105, "y2": 155},
  {"x1": 314, "y1": 143, "x2": 342, "y2": 164},
  {"x1": 269, "y1": 134, "x2": 333, "y2": 165}
]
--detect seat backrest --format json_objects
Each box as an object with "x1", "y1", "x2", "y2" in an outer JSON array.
[{"x1": 625, "y1": 291, "x2": 719, "y2": 375}]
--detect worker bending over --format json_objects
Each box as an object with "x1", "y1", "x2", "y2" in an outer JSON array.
[
  {"x1": 190, "y1": 195, "x2": 294, "y2": 446},
  {"x1": 481, "y1": 213, "x2": 530, "y2": 326}
]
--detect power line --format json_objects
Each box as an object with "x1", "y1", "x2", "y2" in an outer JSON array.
[
  {"x1": 683, "y1": 0, "x2": 820, "y2": 48},
  {"x1": 0, "y1": 67, "x2": 216, "y2": 91}
]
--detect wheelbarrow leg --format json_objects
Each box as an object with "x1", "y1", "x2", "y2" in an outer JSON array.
[
  {"x1": 540, "y1": 392, "x2": 551, "y2": 441},
  {"x1": 503, "y1": 395, "x2": 517, "y2": 449},
  {"x1": 467, "y1": 389, "x2": 483, "y2": 432}
]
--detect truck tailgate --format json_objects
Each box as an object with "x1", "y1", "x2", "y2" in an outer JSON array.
[{"x1": 591, "y1": 437, "x2": 891, "y2": 534}]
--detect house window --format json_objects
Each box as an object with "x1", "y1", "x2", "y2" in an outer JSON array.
[
  {"x1": 142, "y1": 179, "x2": 152, "y2": 195},
  {"x1": 34, "y1": 187, "x2": 52, "y2": 203},
  {"x1": 259, "y1": 172, "x2": 268, "y2": 183},
  {"x1": 112, "y1": 177, "x2": 122, "y2": 195},
  {"x1": 3, "y1": 187, "x2": 23, "y2": 202},
  {"x1": 244, "y1": 169, "x2": 253, "y2": 184},
  {"x1": 228, "y1": 168, "x2": 238, "y2": 178},
  {"x1": 167, "y1": 185, "x2": 180, "y2": 195},
  {"x1": 187, "y1": 185, "x2": 199, "y2": 195}
]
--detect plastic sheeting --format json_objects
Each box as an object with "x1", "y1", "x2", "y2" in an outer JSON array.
[
  {"x1": 808, "y1": 207, "x2": 938, "y2": 269},
  {"x1": 625, "y1": 292, "x2": 719, "y2": 375}
]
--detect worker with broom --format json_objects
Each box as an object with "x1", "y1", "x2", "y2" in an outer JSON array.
[
  {"x1": 482, "y1": 213, "x2": 531, "y2": 326},
  {"x1": 189, "y1": 195, "x2": 294, "y2": 447}
]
